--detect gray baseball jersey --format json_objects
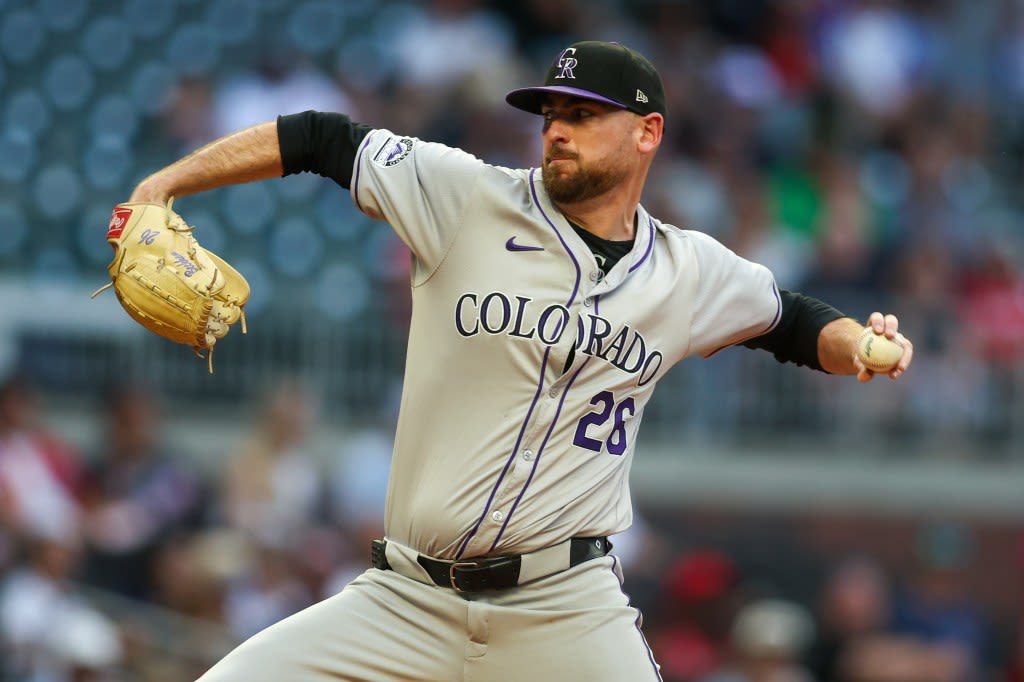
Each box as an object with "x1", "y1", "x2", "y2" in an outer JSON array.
[
  {"x1": 198, "y1": 127, "x2": 782, "y2": 682},
  {"x1": 351, "y1": 129, "x2": 781, "y2": 560}
]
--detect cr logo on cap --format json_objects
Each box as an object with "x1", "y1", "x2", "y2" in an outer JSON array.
[{"x1": 556, "y1": 48, "x2": 577, "y2": 79}]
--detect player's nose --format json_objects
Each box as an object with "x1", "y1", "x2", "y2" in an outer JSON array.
[{"x1": 543, "y1": 117, "x2": 571, "y2": 144}]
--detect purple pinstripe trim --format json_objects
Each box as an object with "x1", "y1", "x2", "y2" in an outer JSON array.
[
  {"x1": 484, "y1": 171, "x2": 586, "y2": 551},
  {"x1": 766, "y1": 282, "x2": 783, "y2": 331},
  {"x1": 456, "y1": 346, "x2": 551, "y2": 559},
  {"x1": 350, "y1": 133, "x2": 376, "y2": 214},
  {"x1": 610, "y1": 555, "x2": 665, "y2": 681},
  {"x1": 529, "y1": 169, "x2": 582, "y2": 301},
  {"x1": 462, "y1": 170, "x2": 585, "y2": 557},
  {"x1": 490, "y1": 356, "x2": 591, "y2": 550},
  {"x1": 635, "y1": 609, "x2": 664, "y2": 680},
  {"x1": 628, "y1": 215, "x2": 656, "y2": 273}
]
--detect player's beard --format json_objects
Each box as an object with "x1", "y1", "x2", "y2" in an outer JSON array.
[{"x1": 542, "y1": 149, "x2": 629, "y2": 204}]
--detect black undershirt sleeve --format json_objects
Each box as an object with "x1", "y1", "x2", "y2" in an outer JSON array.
[
  {"x1": 277, "y1": 110, "x2": 371, "y2": 189},
  {"x1": 742, "y1": 290, "x2": 849, "y2": 372}
]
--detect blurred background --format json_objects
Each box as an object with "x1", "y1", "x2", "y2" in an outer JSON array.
[{"x1": 0, "y1": 0, "x2": 1022, "y2": 680}]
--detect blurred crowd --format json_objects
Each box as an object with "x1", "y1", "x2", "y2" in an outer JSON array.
[
  {"x1": 2, "y1": 0, "x2": 1024, "y2": 438},
  {"x1": 103, "y1": 0, "x2": 1024, "y2": 441},
  {"x1": 0, "y1": 373, "x2": 393, "y2": 681},
  {"x1": 1, "y1": 0, "x2": 1024, "y2": 680},
  {"x1": 0, "y1": 372, "x2": 1021, "y2": 681}
]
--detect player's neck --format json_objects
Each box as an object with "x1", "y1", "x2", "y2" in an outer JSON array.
[
  {"x1": 560, "y1": 209, "x2": 635, "y2": 241},
  {"x1": 554, "y1": 187, "x2": 640, "y2": 242}
]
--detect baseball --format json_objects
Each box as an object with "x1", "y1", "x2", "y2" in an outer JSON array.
[{"x1": 856, "y1": 328, "x2": 905, "y2": 372}]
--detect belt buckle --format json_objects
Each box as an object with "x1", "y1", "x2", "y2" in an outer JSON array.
[{"x1": 448, "y1": 561, "x2": 480, "y2": 592}]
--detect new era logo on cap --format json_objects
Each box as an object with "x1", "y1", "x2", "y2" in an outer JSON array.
[{"x1": 505, "y1": 40, "x2": 667, "y2": 119}]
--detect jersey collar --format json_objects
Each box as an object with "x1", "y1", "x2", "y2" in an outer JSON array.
[{"x1": 529, "y1": 169, "x2": 657, "y2": 281}]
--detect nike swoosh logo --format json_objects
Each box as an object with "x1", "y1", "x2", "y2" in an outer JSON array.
[{"x1": 506, "y1": 237, "x2": 544, "y2": 252}]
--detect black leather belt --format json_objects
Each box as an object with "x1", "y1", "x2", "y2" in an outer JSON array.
[{"x1": 371, "y1": 537, "x2": 611, "y2": 592}]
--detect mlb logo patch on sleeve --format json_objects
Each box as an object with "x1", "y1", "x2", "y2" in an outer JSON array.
[{"x1": 372, "y1": 136, "x2": 414, "y2": 167}]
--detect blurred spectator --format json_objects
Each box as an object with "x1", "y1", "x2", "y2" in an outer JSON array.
[
  {"x1": 387, "y1": 0, "x2": 515, "y2": 91},
  {"x1": 730, "y1": 169, "x2": 816, "y2": 289},
  {"x1": 957, "y1": 239, "x2": 1024, "y2": 367},
  {"x1": 328, "y1": 425, "x2": 391, "y2": 572},
  {"x1": 0, "y1": 374, "x2": 81, "y2": 570},
  {"x1": 0, "y1": 531, "x2": 123, "y2": 682},
  {"x1": 608, "y1": 508, "x2": 671, "y2": 576},
  {"x1": 146, "y1": 532, "x2": 228, "y2": 624},
  {"x1": 222, "y1": 542, "x2": 314, "y2": 641},
  {"x1": 79, "y1": 384, "x2": 208, "y2": 601},
  {"x1": 805, "y1": 555, "x2": 893, "y2": 682},
  {"x1": 211, "y1": 48, "x2": 355, "y2": 139},
  {"x1": 806, "y1": 522, "x2": 995, "y2": 682},
  {"x1": 161, "y1": 76, "x2": 217, "y2": 156},
  {"x1": 821, "y1": 0, "x2": 937, "y2": 120},
  {"x1": 956, "y1": 238, "x2": 1024, "y2": 441},
  {"x1": 701, "y1": 598, "x2": 815, "y2": 682},
  {"x1": 806, "y1": 156, "x2": 875, "y2": 291},
  {"x1": 763, "y1": 0, "x2": 820, "y2": 99},
  {"x1": 885, "y1": 522, "x2": 992, "y2": 682},
  {"x1": 321, "y1": 392, "x2": 397, "y2": 597},
  {"x1": 379, "y1": 0, "x2": 518, "y2": 137},
  {"x1": 212, "y1": 379, "x2": 334, "y2": 640},
  {"x1": 122, "y1": 532, "x2": 238, "y2": 681},
  {"x1": 220, "y1": 379, "x2": 326, "y2": 548},
  {"x1": 491, "y1": 0, "x2": 580, "y2": 61},
  {"x1": 650, "y1": 549, "x2": 742, "y2": 682}
]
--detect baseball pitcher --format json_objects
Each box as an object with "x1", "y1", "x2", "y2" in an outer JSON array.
[{"x1": 117, "y1": 41, "x2": 913, "y2": 682}]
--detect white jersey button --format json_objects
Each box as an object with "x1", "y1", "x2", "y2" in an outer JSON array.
[
  {"x1": 589, "y1": 271, "x2": 599, "y2": 282},
  {"x1": 522, "y1": 449, "x2": 533, "y2": 461},
  {"x1": 548, "y1": 387, "x2": 558, "y2": 398},
  {"x1": 491, "y1": 510, "x2": 505, "y2": 522},
  {"x1": 583, "y1": 297, "x2": 593, "y2": 307}
]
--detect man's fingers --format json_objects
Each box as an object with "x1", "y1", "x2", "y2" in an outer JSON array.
[
  {"x1": 890, "y1": 332, "x2": 914, "y2": 379},
  {"x1": 883, "y1": 314, "x2": 900, "y2": 339},
  {"x1": 866, "y1": 312, "x2": 901, "y2": 339},
  {"x1": 867, "y1": 311, "x2": 885, "y2": 334},
  {"x1": 853, "y1": 355, "x2": 875, "y2": 383}
]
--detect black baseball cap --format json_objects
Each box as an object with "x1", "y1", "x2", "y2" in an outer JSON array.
[{"x1": 506, "y1": 41, "x2": 666, "y2": 118}]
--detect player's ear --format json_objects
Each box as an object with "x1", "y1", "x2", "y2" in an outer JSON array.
[{"x1": 636, "y1": 113, "x2": 663, "y2": 153}]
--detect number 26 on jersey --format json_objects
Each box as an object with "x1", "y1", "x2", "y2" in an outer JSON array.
[{"x1": 573, "y1": 391, "x2": 635, "y2": 455}]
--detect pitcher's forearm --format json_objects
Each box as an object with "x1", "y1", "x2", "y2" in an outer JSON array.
[
  {"x1": 130, "y1": 121, "x2": 283, "y2": 203},
  {"x1": 817, "y1": 316, "x2": 863, "y2": 375}
]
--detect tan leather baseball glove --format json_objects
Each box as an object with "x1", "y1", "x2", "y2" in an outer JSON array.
[{"x1": 93, "y1": 198, "x2": 249, "y2": 373}]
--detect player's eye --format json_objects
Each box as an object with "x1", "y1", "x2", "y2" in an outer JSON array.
[{"x1": 541, "y1": 107, "x2": 594, "y2": 132}]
